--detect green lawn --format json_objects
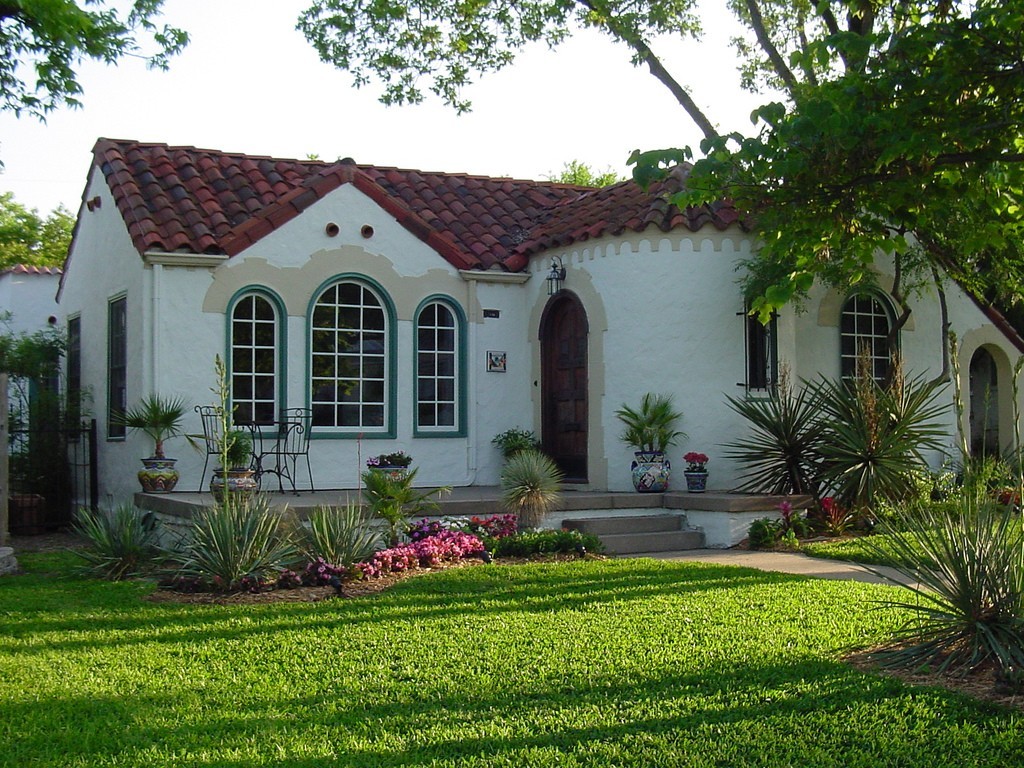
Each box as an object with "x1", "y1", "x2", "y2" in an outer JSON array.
[
  {"x1": 1, "y1": 551, "x2": 1020, "y2": 767},
  {"x1": 801, "y1": 535, "x2": 911, "y2": 566}
]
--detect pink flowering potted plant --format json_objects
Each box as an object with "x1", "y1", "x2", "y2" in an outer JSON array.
[{"x1": 683, "y1": 452, "x2": 709, "y2": 493}]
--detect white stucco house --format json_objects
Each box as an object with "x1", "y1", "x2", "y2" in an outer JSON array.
[
  {"x1": 58, "y1": 138, "x2": 1024, "y2": 503},
  {"x1": 1, "y1": 264, "x2": 61, "y2": 334}
]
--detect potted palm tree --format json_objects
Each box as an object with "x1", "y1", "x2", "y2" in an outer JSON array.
[
  {"x1": 115, "y1": 395, "x2": 187, "y2": 492},
  {"x1": 615, "y1": 393, "x2": 686, "y2": 492}
]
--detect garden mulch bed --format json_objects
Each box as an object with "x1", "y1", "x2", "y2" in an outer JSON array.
[
  {"x1": 144, "y1": 552, "x2": 596, "y2": 605},
  {"x1": 845, "y1": 648, "x2": 1024, "y2": 712}
]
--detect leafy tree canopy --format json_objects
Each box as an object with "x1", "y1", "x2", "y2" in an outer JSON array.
[
  {"x1": 547, "y1": 160, "x2": 622, "y2": 187},
  {"x1": 0, "y1": 0, "x2": 188, "y2": 118},
  {"x1": 0, "y1": 192, "x2": 74, "y2": 269},
  {"x1": 297, "y1": 0, "x2": 1024, "y2": 342},
  {"x1": 635, "y1": 0, "x2": 1024, "y2": 325}
]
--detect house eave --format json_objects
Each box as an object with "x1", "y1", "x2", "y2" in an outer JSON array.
[
  {"x1": 143, "y1": 251, "x2": 229, "y2": 268},
  {"x1": 458, "y1": 269, "x2": 530, "y2": 285}
]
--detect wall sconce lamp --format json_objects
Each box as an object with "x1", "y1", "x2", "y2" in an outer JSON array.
[{"x1": 546, "y1": 256, "x2": 566, "y2": 296}]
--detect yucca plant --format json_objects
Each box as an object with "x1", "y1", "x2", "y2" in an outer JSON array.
[
  {"x1": 722, "y1": 374, "x2": 826, "y2": 496},
  {"x1": 304, "y1": 501, "x2": 382, "y2": 567},
  {"x1": 500, "y1": 448, "x2": 564, "y2": 531},
  {"x1": 71, "y1": 504, "x2": 161, "y2": 579},
  {"x1": 866, "y1": 496, "x2": 1024, "y2": 675},
  {"x1": 813, "y1": 362, "x2": 947, "y2": 514},
  {"x1": 173, "y1": 494, "x2": 299, "y2": 590}
]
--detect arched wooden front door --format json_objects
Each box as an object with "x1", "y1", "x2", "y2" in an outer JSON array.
[{"x1": 540, "y1": 293, "x2": 588, "y2": 482}]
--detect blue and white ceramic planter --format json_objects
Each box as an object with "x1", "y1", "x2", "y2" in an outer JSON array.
[
  {"x1": 684, "y1": 471, "x2": 709, "y2": 493},
  {"x1": 631, "y1": 451, "x2": 671, "y2": 493}
]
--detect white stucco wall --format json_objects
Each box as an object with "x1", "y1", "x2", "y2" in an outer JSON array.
[
  {"x1": 524, "y1": 231, "x2": 758, "y2": 492},
  {"x1": 62, "y1": 166, "x2": 1024, "y2": 505},
  {"x1": 0, "y1": 269, "x2": 60, "y2": 334},
  {"x1": 137, "y1": 184, "x2": 533, "y2": 495}
]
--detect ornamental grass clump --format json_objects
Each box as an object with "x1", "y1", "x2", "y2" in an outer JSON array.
[{"x1": 71, "y1": 504, "x2": 161, "y2": 579}]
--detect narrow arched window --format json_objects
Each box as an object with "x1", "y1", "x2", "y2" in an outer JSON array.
[
  {"x1": 416, "y1": 301, "x2": 460, "y2": 432},
  {"x1": 840, "y1": 293, "x2": 894, "y2": 382},
  {"x1": 231, "y1": 292, "x2": 279, "y2": 424},
  {"x1": 310, "y1": 280, "x2": 388, "y2": 430}
]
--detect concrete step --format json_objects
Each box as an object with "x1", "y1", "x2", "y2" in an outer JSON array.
[
  {"x1": 0, "y1": 547, "x2": 19, "y2": 576},
  {"x1": 562, "y1": 514, "x2": 686, "y2": 536},
  {"x1": 599, "y1": 529, "x2": 706, "y2": 555}
]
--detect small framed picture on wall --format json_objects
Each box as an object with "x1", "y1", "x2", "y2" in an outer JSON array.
[{"x1": 486, "y1": 351, "x2": 507, "y2": 372}]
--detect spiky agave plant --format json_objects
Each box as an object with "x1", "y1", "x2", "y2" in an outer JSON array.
[{"x1": 500, "y1": 449, "x2": 564, "y2": 531}]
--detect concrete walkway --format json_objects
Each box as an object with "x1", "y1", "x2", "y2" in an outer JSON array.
[{"x1": 631, "y1": 548, "x2": 916, "y2": 587}]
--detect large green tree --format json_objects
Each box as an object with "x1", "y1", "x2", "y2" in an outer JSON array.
[
  {"x1": 0, "y1": 0, "x2": 188, "y2": 118},
  {"x1": 0, "y1": 192, "x2": 73, "y2": 269},
  {"x1": 297, "y1": 0, "x2": 1024, "y2": 366}
]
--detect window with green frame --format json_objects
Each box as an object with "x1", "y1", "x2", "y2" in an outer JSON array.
[
  {"x1": 416, "y1": 300, "x2": 460, "y2": 431},
  {"x1": 231, "y1": 292, "x2": 279, "y2": 425},
  {"x1": 310, "y1": 280, "x2": 389, "y2": 431}
]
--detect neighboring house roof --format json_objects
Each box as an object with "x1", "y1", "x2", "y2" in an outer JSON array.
[
  {"x1": 86, "y1": 138, "x2": 740, "y2": 272},
  {"x1": 1, "y1": 264, "x2": 61, "y2": 276}
]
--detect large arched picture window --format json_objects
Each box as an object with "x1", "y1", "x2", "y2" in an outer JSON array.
[
  {"x1": 310, "y1": 280, "x2": 389, "y2": 430},
  {"x1": 230, "y1": 292, "x2": 279, "y2": 425},
  {"x1": 415, "y1": 300, "x2": 460, "y2": 432},
  {"x1": 840, "y1": 293, "x2": 894, "y2": 381}
]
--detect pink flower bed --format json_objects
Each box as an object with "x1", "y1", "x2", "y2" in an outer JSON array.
[{"x1": 356, "y1": 531, "x2": 486, "y2": 579}]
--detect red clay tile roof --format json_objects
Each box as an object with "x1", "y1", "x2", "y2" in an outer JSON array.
[
  {"x1": 90, "y1": 139, "x2": 740, "y2": 271},
  {"x1": 1, "y1": 264, "x2": 62, "y2": 275}
]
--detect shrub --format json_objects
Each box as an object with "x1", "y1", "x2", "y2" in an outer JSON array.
[
  {"x1": 304, "y1": 502, "x2": 381, "y2": 568},
  {"x1": 490, "y1": 528, "x2": 603, "y2": 558},
  {"x1": 172, "y1": 494, "x2": 300, "y2": 591},
  {"x1": 815, "y1": 497, "x2": 856, "y2": 536},
  {"x1": 866, "y1": 496, "x2": 1024, "y2": 675},
  {"x1": 747, "y1": 501, "x2": 810, "y2": 550},
  {"x1": 71, "y1": 504, "x2": 161, "y2": 579},
  {"x1": 491, "y1": 428, "x2": 540, "y2": 460},
  {"x1": 500, "y1": 449, "x2": 563, "y2": 530},
  {"x1": 362, "y1": 467, "x2": 450, "y2": 546}
]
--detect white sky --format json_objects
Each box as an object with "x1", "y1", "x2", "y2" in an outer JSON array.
[{"x1": 0, "y1": 0, "x2": 768, "y2": 215}]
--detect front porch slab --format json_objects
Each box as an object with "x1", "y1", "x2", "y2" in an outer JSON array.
[{"x1": 135, "y1": 487, "x2": 811, "y2": 549}]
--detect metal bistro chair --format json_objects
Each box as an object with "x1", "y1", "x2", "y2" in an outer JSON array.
[
  {"x1": 252, "y1": 408, "x2": 314, "y2": 494},
  {"x1": 194, "y1": 405, "x2": 224, "y2": 491}
]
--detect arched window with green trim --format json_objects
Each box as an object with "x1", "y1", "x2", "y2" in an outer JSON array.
[
  {"x1": 415, "y1": 298, "x2": 464, "y2": 434},
  {"x1": 230, "y1": 291, "x2": 281, "y2": 424},
  {"x1": 310, "y1": 279, "x2": 391, "y2": 432}
]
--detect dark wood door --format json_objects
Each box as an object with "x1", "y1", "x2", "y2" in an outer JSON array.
[{"x1": 541, "y1": 294, "x2": 588, "y2": 482}]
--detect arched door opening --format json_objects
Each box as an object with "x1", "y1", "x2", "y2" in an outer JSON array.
[
  {"x1": 969, "y1": 347, "x2": 1000, "y2": 457},
  {"x1": 540, "y1": 293, "x2": 588, "y2": 483}
]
